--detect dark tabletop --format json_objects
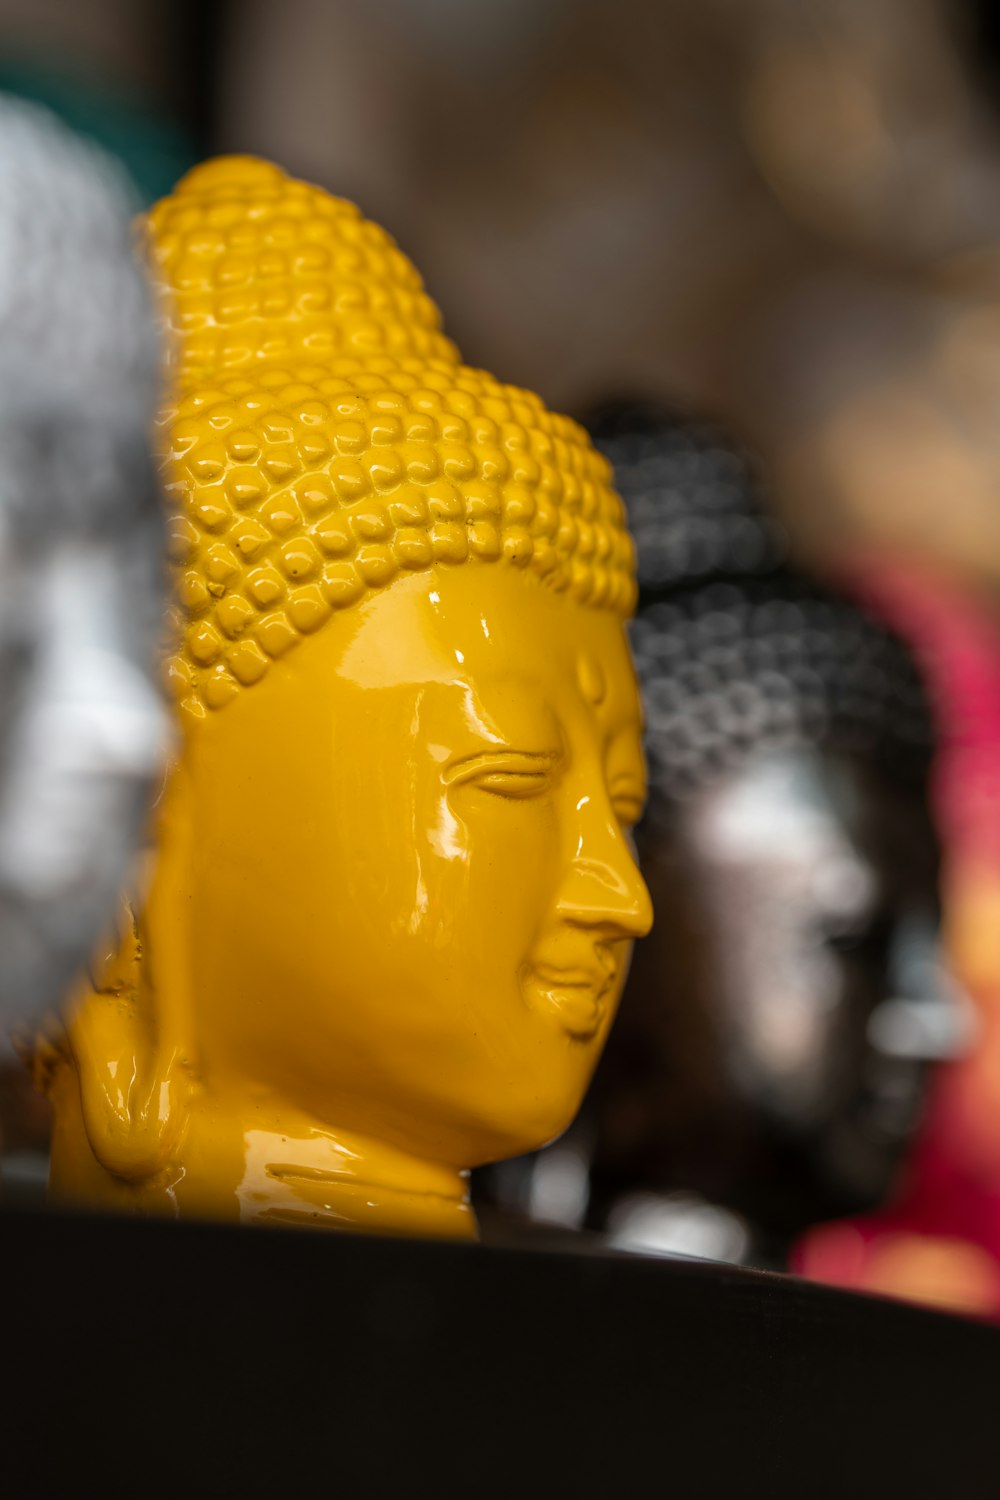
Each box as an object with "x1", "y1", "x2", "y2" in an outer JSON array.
[{"x1": 1, "y1": 1205, "x2": 996, "y2": 1497}]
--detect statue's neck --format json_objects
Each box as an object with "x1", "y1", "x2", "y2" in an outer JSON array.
[{"x1": 179, "y1": 1089, "x2": 476, "y2": 1240}]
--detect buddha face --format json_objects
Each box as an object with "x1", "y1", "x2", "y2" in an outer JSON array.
[
  {"x1": 178, "y1": 562, "x2": 652, "y2": 1167},
  {"x1": 590, "y1": 747, "x2": 952, "y2": 1231}
]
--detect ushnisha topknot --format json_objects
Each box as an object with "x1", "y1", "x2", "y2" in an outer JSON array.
[{"x1": 146, "y1": 157, "x2": 637, "y2": 718}]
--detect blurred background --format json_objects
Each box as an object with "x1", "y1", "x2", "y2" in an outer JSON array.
[{"x1": 4, "y1": 0, "x2": 1000, "y2": 1321}]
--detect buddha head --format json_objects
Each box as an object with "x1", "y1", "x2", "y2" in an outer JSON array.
[
  {"x1": 553, "y1": 412, "x2": 954, "y2": 1249},
  {"x1": 40, "y1": 158, "x2": 652, "y2": 1236}
]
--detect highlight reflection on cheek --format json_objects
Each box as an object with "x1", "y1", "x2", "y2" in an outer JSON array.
[
  {"x1": 406, "y1": 797, "x2": 467, "y2": 941},
  {"x1": 429, "y1": 799, "x2": 464, "y2": 861}
]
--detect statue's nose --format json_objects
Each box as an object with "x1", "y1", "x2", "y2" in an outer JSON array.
[{"x1": 556, "y1": 801, "x2": 652, "y2": 939}]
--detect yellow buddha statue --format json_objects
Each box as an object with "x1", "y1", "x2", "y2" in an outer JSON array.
[{"x1": 38, "y1": 156, "x2": 652, "y2": 1239}]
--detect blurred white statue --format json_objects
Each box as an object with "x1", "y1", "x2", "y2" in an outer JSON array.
[{"x1": 0, "y1": 96, "x2": 166, "y2": 1052}]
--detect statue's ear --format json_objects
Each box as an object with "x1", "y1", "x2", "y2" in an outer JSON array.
[{"x1": 67, "y1": 889, "x2": 191, "y2": 1182}]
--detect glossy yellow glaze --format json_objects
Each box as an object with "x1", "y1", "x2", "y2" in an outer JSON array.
[{"x1": 42, "y1": 157, "x2": 651, "y2": 1237}]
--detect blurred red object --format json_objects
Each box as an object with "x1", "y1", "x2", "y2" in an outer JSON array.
[{"x1": 794, "y1": 560, "x2": 1000, "y2": 1318}]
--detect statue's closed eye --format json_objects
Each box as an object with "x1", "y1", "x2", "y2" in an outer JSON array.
[
  {"x1": 611, "y1": 793, "x2": 645, "y2": 829},
  {"x1": 444, "y1": 750, "x2": 561, "y2": 800},
  {"x1": 607, "y1": 772, "x2": 646, "y2": 830}
]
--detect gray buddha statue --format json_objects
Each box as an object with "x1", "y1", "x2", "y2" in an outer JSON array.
[{"x1": 0, "y1": 96, "x2": 165, "y2": 1057}]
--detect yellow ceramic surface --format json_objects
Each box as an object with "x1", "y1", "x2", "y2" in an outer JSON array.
[{"x1": 42, "y1": 157, "x2": 651, "y2": 1237}]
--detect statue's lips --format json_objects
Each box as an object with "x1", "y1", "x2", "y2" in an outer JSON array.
[{"x1": 522, "y1": 963, "x2": 615, "y2": 1040}]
